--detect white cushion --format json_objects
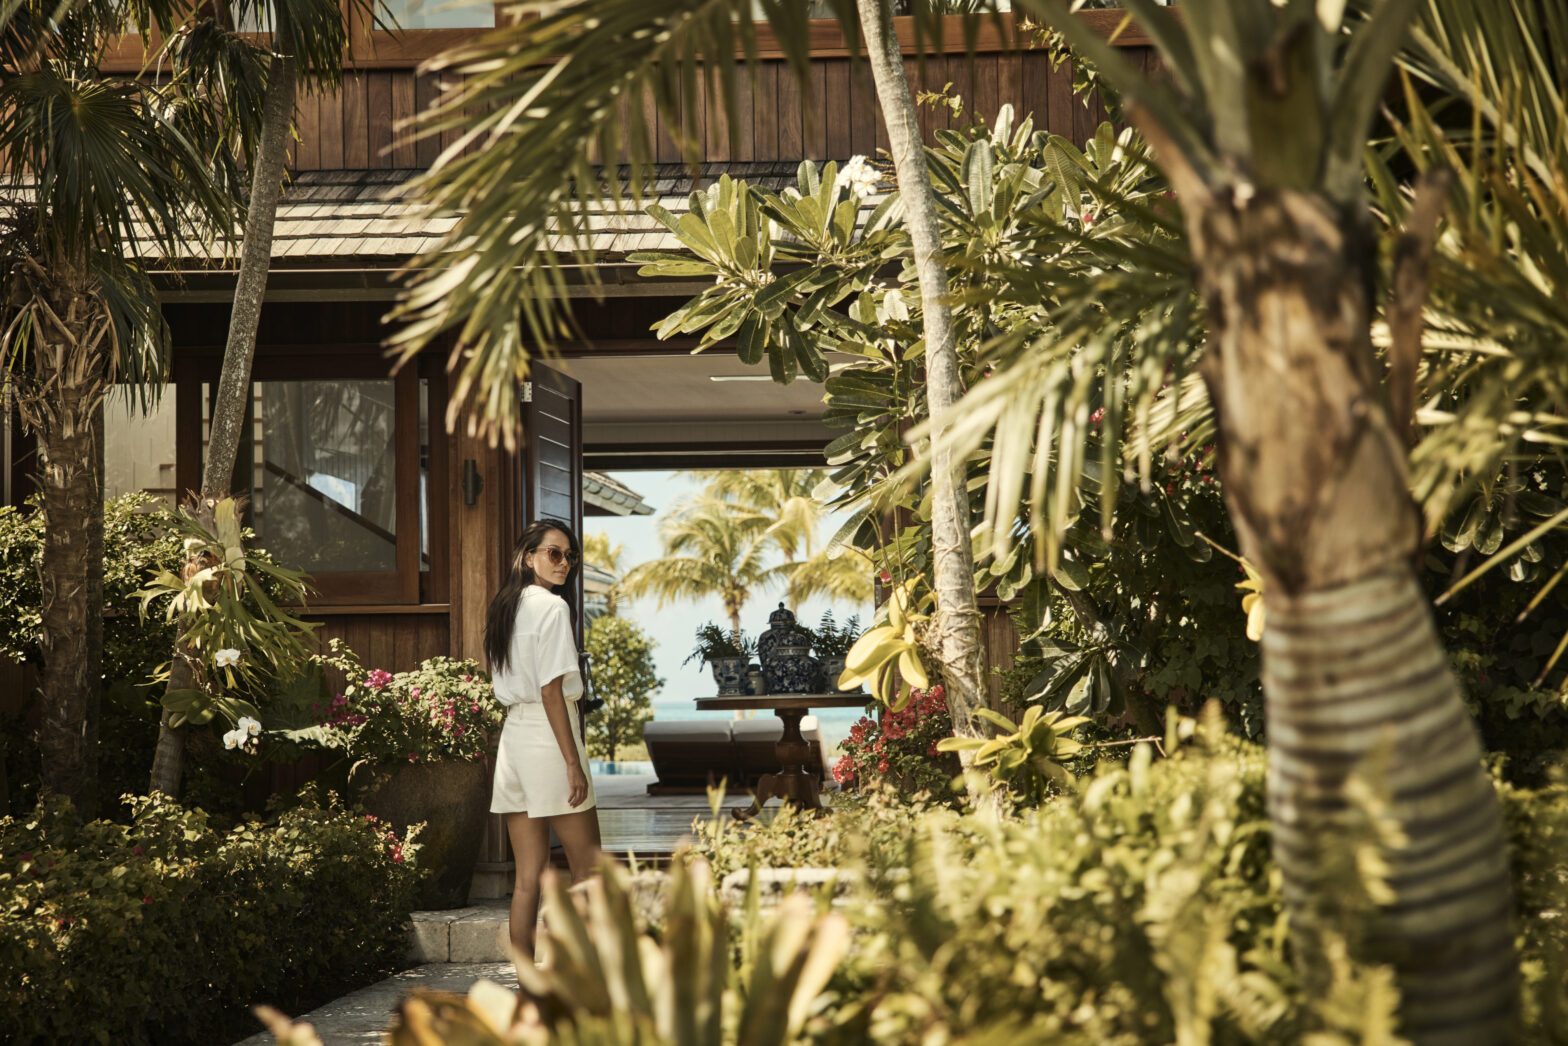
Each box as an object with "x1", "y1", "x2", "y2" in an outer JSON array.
[
  {"x1": 643, "y1": 720, "x2": 732, "y2": 743},
  {"x1": 730, "y1": 716, "x2": 822, "y2": 741}
]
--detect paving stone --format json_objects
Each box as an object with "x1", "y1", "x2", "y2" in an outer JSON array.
[{"x1": 232, "y1": 962, "x2": 517, "y2": 1046}]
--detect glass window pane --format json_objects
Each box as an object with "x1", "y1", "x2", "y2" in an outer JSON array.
[
  {"x1": 105, "y1": 385, "x2": 177, "y2": 509},
  {"x1": 250, "y1": 380, "x2": 399, "y2": 575},
  {"x1": 382, "y1": 0, "x2": 495, "y2": 30}
]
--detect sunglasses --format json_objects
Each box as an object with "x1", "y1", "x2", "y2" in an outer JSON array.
[{"x1": 534, "y1": 545, "x2": 578, "y2": 567}]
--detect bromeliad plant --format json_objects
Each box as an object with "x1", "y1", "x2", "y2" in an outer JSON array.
[{"x1": 134, "y1": 497, "x2": 316, "y2": 741}]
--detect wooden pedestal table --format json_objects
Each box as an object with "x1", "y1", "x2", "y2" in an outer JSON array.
[{"x1": 694, "y1": 693, "x2": 872, "y2": 820}]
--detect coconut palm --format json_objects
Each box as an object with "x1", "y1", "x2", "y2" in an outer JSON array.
[
  {"x1": 929, "y1": 0, "x2": 1523, "y2": 1037},
  {"x1": 583, "y1": 530, "x2": 627, "y2": 616},
  {"x1": 388, "y1": 0, "x2": 992, "y2": 753},
  {"x1": 698, "y1": 469, "x2": 876, "y2": 607},
  {"x1": 618, "y1": 494, "x2": 785, "y2": 636},
  {"x1": 0, "y1": 0, "x2": 237, "y2": 812},
  {"x1": 146, "y1": 0, "x2": 376, "y2": 800},
  {"x1": 379, "y1": 0, "x2": 1535, "y2": 1030},
  {"x1": 696, "y1": 469, "x2": 827, "y2": 563}
]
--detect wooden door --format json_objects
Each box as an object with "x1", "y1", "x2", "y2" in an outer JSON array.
[{"x1": 519, "y1": 363, "x2": 585, "y2": 641}]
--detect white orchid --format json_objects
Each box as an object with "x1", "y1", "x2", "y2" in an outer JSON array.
[
  {"x1": 214, "y1": 648, "x2": 242, "y2": 668},
  {"x1": 222, "y1": 728, "x2": 245, "y2": 750},
  {"x1": 238, "y1": 716, "x2": 262, "y2": 737},
  {"x1": 834, "y1": 155, "x2": 879, "y2": 200}
]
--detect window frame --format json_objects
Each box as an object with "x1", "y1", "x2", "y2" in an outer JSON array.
[{"x1": 176, "y1": 350, "x2": 445, "y2": 607}]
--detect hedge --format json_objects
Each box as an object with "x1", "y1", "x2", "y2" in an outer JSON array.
[{"x1": 0, "y1": 793, "x2": 422, "y2": 1045}]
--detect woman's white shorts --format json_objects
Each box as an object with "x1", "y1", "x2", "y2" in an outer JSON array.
[{"x1": 490, "y1": 701, "x2": 596, "y2": 818}]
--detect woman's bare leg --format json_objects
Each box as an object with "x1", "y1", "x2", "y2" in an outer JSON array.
[
  {"x1": 549, "y1": 808, "x2": 603, "y2": 883},
  {"x1": 504, "y1": 812, "x2": 551, "y2": 964}
]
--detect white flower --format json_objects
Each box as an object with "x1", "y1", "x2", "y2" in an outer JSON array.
[
  {"x1": 834, "y1": 155, "x2": 880, "y2": 200},
  {"x1": 214, "y1": 648, "x2": 241, "y2": 668},
  {"x1": 222, "y1": 728, "x2": 245, "y2": 750},
  {"x1": 238, "y1": 716, "x2": 262, "y2": 737}
]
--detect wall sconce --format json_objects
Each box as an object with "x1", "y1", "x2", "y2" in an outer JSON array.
[{"x1": 461, "y1": 459, "x2": 484, "y2": 506}]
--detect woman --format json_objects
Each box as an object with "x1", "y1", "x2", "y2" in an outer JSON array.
[{"x1": 484, "y1": 518, "x2": 602, "y2": 965}]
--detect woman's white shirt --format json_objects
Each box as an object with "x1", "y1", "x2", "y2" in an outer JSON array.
[{"x1": 492, "y1": 586, "x2": 582, "y2": 706}]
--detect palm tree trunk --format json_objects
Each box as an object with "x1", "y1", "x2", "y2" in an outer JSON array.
[
  {"x1": 33, "y1": 291, "x2": 109, "y2": 816},
  {"x1": 149, "y1": 24, "x2": 297, "y2": 798},
  {"x1": 1194, "y1": 189, "x2": 1516, "y2": 1043},
  {"x1": 854, "y1": 0, "x2": 987, "y2": 748}
]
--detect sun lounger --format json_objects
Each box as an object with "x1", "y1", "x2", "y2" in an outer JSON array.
[{"x1": 642, "y1": 719, "x2": 734, "y2": 794}]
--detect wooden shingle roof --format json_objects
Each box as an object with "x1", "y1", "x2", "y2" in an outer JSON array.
[{"x1": 214, "y1": 162, "x2": 815, "y2": 265}]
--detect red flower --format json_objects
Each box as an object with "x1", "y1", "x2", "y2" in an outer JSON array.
[{"x1": 142, "y1": 896, "x2": 153, "y2": 905}]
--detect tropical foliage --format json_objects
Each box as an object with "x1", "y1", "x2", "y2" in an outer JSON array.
[
  {"x1": 0, "y1": 0, "x2": 241, "y2": 812},
  {"x1": 620, "y1": 493, "x2": 787, "y2": 635},
  {"x1": 0, "y1": 791, "x2": 422, "y2": 1044},
  {"x1": 583, "y1": 615, "x2": 664, "y2": 760}
]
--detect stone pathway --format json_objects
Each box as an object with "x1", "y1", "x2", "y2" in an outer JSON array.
[{"x1": 233, "y1": 962, "x2": 517, "y2": 1046}]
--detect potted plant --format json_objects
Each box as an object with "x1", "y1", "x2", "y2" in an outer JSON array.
[
  {"x1": 310, "y1": 641, "x2": 505, "y2": 908},
  {"x1": 684, "y1": 624, "x2": 756, "y2": 696},
  {"x1": 811, "y1": 611, "x2": 863, "y2": 693}
]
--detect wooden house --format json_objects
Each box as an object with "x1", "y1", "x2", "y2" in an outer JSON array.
[{"x1": 3, "y1": 8, "x2": 1154, "y2": 873}]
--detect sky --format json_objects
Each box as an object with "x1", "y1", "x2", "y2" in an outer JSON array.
[{"x1": 589, "y1": 470, "x2": 873, "y2": 743}]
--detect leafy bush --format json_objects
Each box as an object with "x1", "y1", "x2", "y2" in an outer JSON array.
[
  {"x1": 832, "y1": 684, "x2": 959, "y2": 798},
  {"x1": 0, "y1": 791, "x2": 422, "y2": 1045},
  {"x1": 583, "y1": 615, "x2": 663, "y2": 760},
  {"x1": 302, "y1": 642, "x2": 503, "y2": 765},
  {"x1": 693, "y1": 715, "x2": 1568, "y2": 1045}
]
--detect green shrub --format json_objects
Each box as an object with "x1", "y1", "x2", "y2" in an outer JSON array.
[
  {"x1": 692, "y1": 717, "x2": 1568, "y2": 1045},
  {"x1": 0, "y1": 791, "x2": 422, "y2": 1045}
]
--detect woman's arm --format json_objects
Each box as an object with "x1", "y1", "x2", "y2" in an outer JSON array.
[{"x1": 540, "y1": 675, "x2": 589, "y2": 808}]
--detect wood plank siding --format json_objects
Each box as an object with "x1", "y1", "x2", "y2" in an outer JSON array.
[{"x1": 285, "y1": 47, "x2": 1150, "y2": 172}]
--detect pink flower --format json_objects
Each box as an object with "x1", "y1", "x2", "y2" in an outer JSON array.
[
  {"x1": 366, "y1": 670, "x2": 394, "y2": 690},
  {"x1": 407, "y1": 753, "x2": 419, "y2": 763},
  {"x1": 877, "y1": 759, "x2": 890, "y2": 774},
  {"x1": 142, "y1": 896, "x2": 152, "y2": 904},
  {"x1": 832, "y1": 755, "x2": 856, "y2": 786},
  {"x1": 410, "y1": 687, "x2": 421, "y2": 699},
  {"x1": 470, "y1": 702, "x2": 481, "y2": 713},
  {"x1": 132, "y1": 846, "x2": 143, "y2": 856}
]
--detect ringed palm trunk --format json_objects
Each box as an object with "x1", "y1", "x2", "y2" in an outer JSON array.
[
  {"x1": 1194, "y1": 190, "x2": 1516, "y2": 1043},
  {"x1": 31, "y1": 278, "x2": 110, "y2": 817},
  {"x1": 149, "y1": 27, "x2": 297, "y2": 798},
  {"x1": 854, "y1": 0, "x2": 988, "y2": 749}
]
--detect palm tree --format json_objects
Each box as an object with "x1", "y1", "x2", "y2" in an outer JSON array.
[
  {"x1": 941, "y1": 0, "x2": 1518, "y2": 1036},
  {"x1": 698, "y1": 469, "x2": 877, "y2": 607},
  {"x1": 376, "y1": 0, "x2": 1529, "y2": 1030},
  {"x1": 583, "y1": 530, "x2": 626, "y2": 616},
  {"x1": 145, "y1": 0, "x2": 376, "y2": 798},
  {"x1": 0, "y1": 0, "x2": 235, "y2": 813},
  {"x1": 618, "y1": 494, "x2": 784, "y2": 636},
  {"x1": 386, "y1": 0, "x2": 993, "y2": 754},
  {"x1": 697, "y1": 469, "x2": 826, "y2": 563}
]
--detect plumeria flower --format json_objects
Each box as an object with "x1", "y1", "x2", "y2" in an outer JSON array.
[
  {"x1": 214, "y1": 648, "x2": 242, "y2": 668},
  {"x1": 238, "y1": 716, "x2": 262, "y2": 737},
  {"x1": 834, "y1": 155, "x2": 880, "y2": 200}
]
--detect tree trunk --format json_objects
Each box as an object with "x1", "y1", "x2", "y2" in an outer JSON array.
[
  {"x1": 33, "y1": 296, "x2": 109, "y2": 816},
  {"x1": 149, "y1": 26, "x2": 297, "y2": 798},
  {"x1": 854, "y1": 0, "x2": 987, "y2": 749},
  {"x1": 1193, "y1": 189, "x2": 1517, "y2": 1044}
]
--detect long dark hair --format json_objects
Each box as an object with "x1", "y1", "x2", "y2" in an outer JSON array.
[{"x1": 484, "y1": 518, "x2": 581, "y2": 673}]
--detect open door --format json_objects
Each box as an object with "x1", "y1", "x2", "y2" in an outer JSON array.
[{"x1": 519, "y1": 362, "x2": 584, "y2": 642}]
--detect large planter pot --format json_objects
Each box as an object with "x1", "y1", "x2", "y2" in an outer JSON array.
[
  {"x1": 350, "y1": 757, "x2": 491, "y2": 910},
  {"x1": 820, "y1": 655, "x2": 858, "y2": 692}
]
